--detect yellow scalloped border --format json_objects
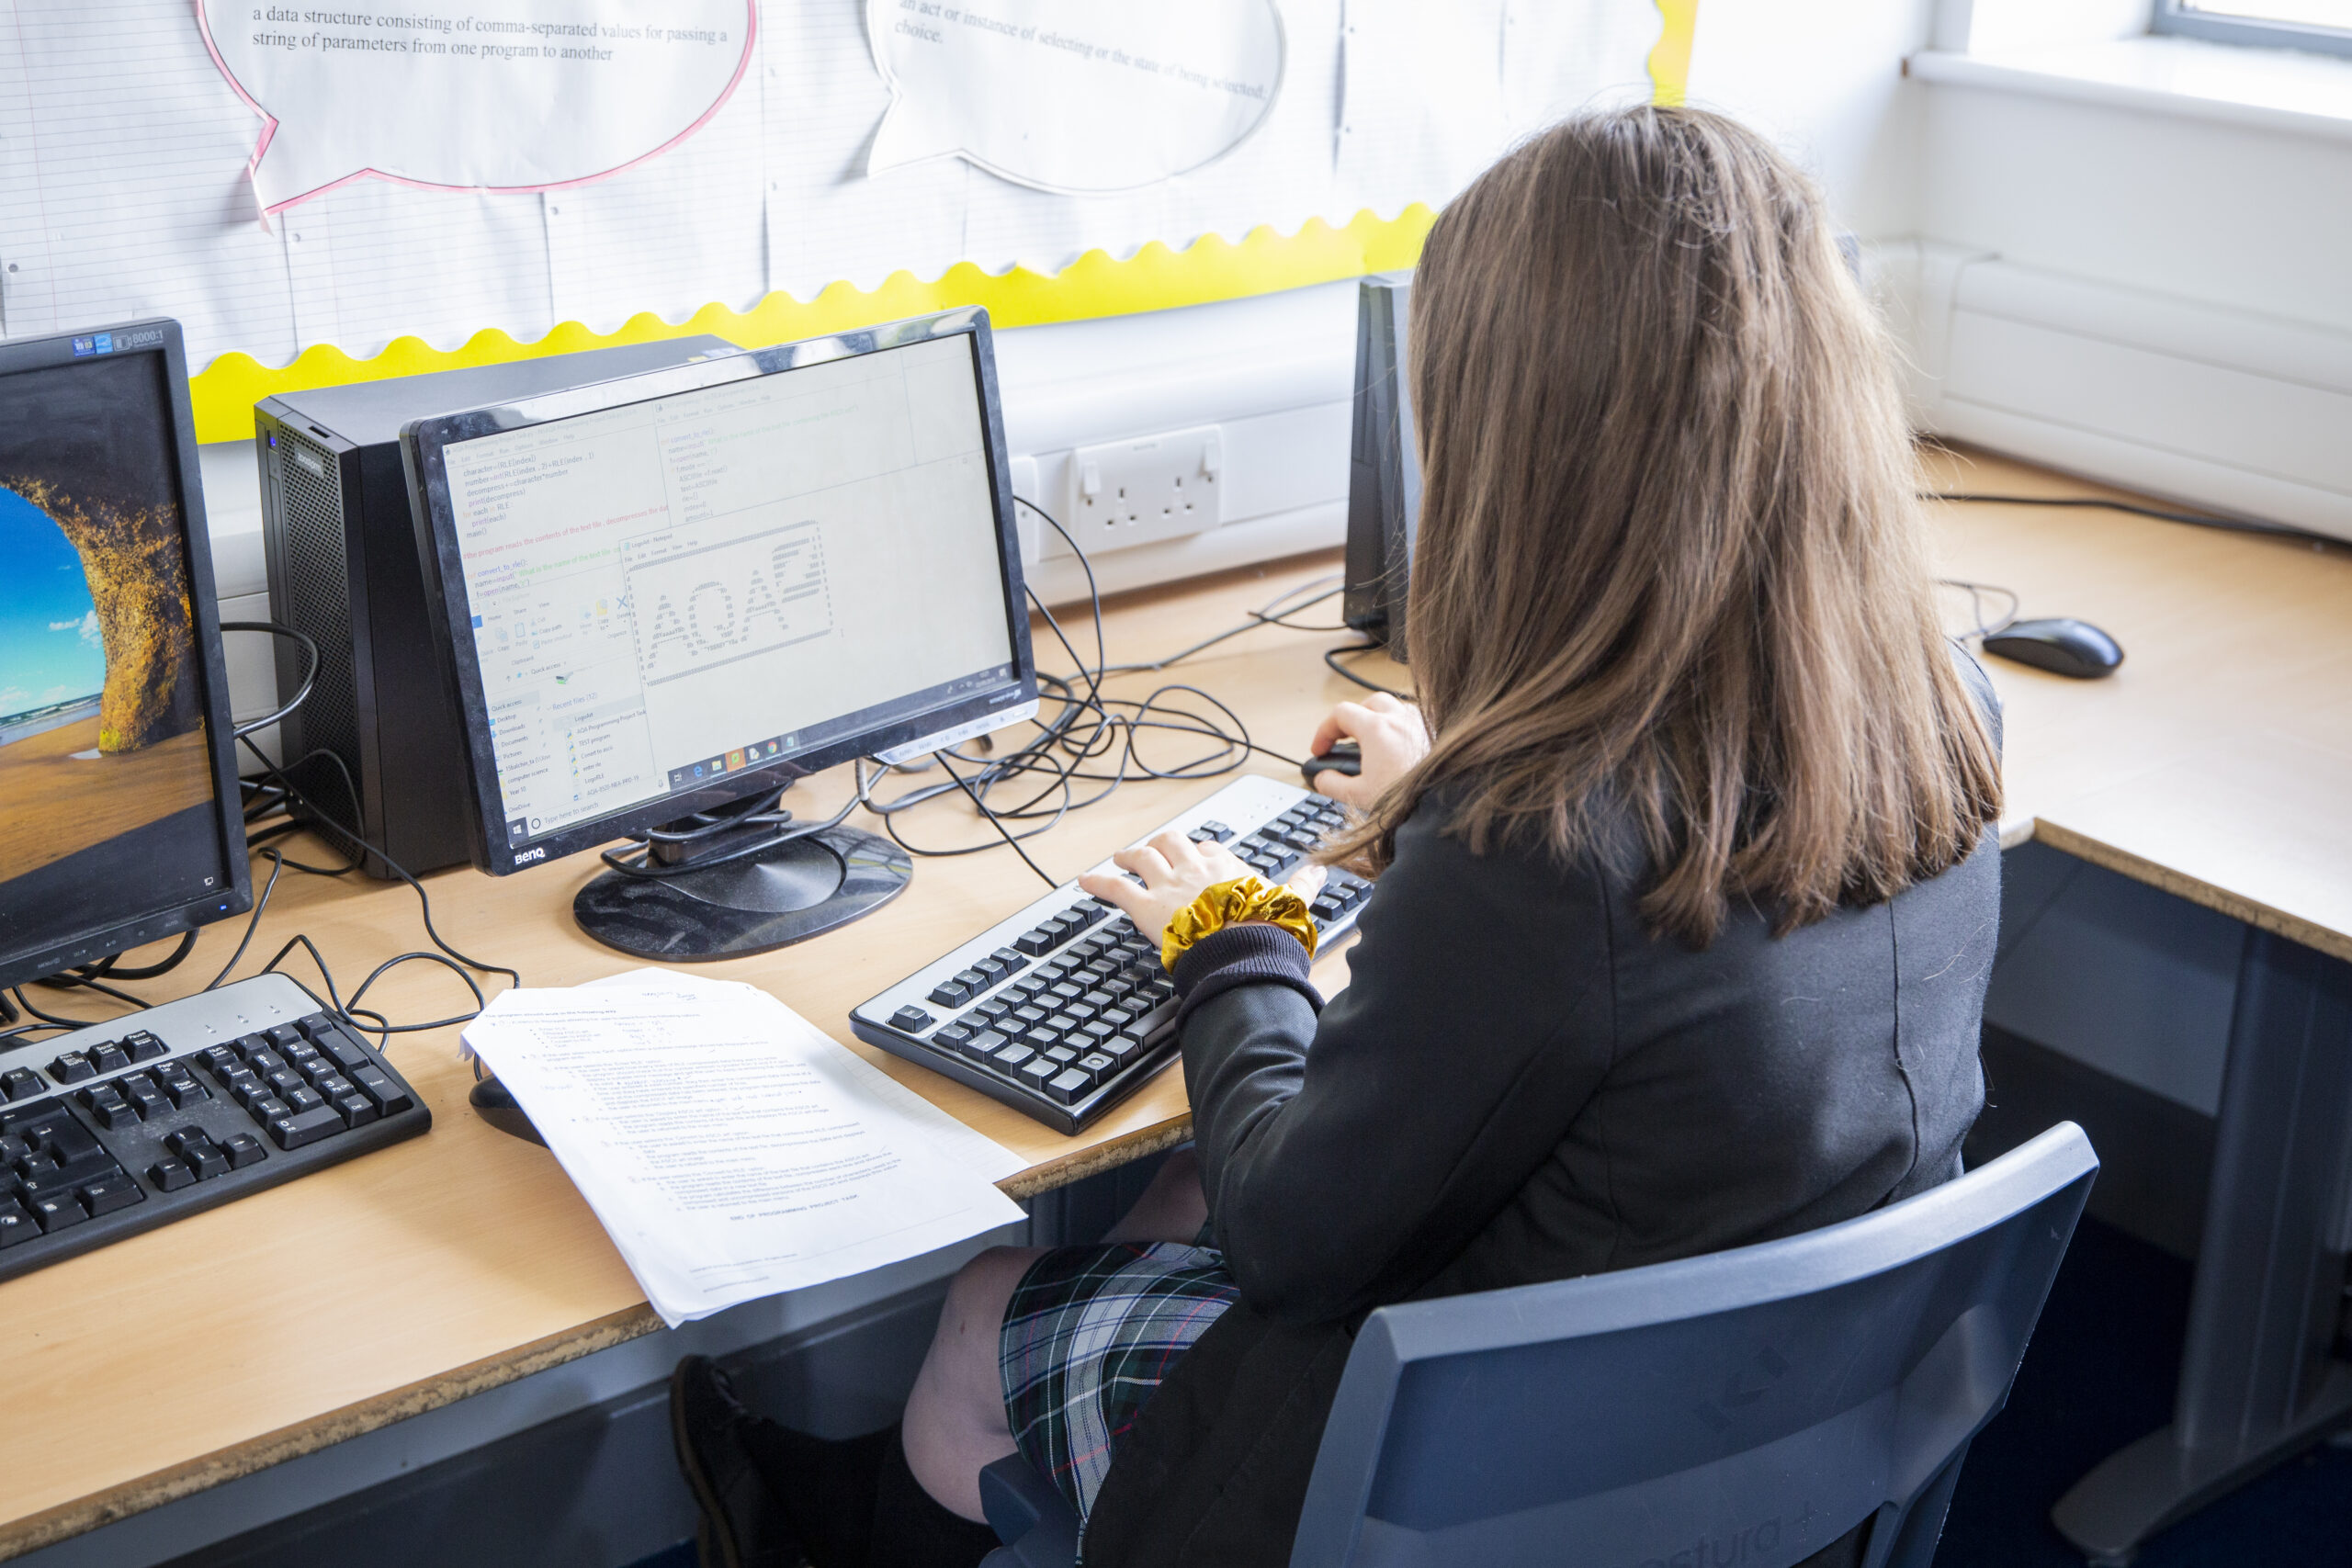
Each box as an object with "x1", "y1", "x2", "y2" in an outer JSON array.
[
  {"x1": 188, "y1": 206, "x2": 1437, "y2": 443},
  {"x1": 1649, "y1": 0, "x2": 1698, "y2": 107},
  {"x1": 187, "y1": 2, "x2": 1697, "y2": 444}
]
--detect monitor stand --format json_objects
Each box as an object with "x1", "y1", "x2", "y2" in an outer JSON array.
[{"x1": 571, "y1": 794, "x2": 911, "y2": 962}]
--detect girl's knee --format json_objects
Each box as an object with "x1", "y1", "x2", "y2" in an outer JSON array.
[{"x1": 943, "y1": 1246, "x2": 1041, "y2": 1338}]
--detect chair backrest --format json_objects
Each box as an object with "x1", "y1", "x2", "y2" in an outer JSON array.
[{"x1": 1289, "y1": 1122, "x2": 2098, "y2": 1568}]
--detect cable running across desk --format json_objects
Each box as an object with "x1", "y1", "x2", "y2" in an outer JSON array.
[
  {"x1": 858, "y1": 502, "x2": 1349, "y2": 874},
  {"x1": 1922, "y1": 489, "x2": 2342, "y2": 546}
]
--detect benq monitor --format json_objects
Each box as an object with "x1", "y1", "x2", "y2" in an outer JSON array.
[
  {"x1": 401, "y1": 309, "x2": 1038, "y2": 961},
  {"x1": 0, "y1": 320, "x2": 250, "y2": 989}
]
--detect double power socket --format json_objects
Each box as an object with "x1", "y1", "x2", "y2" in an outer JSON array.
[{"x1": 1057, "y1": 423, "x2": 1226, "y2": 555}]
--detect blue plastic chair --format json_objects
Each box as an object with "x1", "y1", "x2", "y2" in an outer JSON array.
[{"x1": 979, "y1": 1121, "x2": 2096, "y2": 1568}]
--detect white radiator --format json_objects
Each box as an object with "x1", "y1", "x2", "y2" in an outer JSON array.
[{"x1": 1872, "y1": 244, "x2": 2352, "y2": 541}]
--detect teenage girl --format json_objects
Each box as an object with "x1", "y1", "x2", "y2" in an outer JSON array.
[{"x1": 673, "y1": 102, "x2": 2003, "y2": 1568}]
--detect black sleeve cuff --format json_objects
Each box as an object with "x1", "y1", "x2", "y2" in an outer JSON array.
[{"x1": 1171, "y1": 921, "x2": 1321, "y2": 1030}]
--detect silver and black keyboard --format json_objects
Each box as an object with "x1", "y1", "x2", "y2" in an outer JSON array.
[
  {"x1": 850, "y1": 774, "x2": 1374, "y2": 1134},
  {"x1": 0, "y1": 974, "x2": 430, "y2": 1281}
]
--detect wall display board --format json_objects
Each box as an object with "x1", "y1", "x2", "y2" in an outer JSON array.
[{"x1": 0, "y1": 1, "x2": 1691, "y2": 442}]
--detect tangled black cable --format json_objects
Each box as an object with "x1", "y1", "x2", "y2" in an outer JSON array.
[
  {"x1": 227, "y1": 732, "x2": 521, "y2": 1048},
  {"x1": 857, "y1": 502, "x2": 1340, "y2": 884},
  {"x1": 3, "y1": 623, "x2": 520, "y2": 1050}
]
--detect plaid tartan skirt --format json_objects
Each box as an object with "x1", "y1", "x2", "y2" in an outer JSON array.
[{"x1": 1000, "y1": 1240, "x2": 1241, "y2": 1521}]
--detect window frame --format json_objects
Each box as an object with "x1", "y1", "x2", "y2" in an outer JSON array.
[{"x1": 2152, "y1": 0, "x2": 2352, "y2": 57}]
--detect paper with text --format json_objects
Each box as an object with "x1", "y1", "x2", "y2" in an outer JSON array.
[
  {"x1": 462, "y1": 973, "x2": 1024, "y2": 1326},
  {"x1": 0, "y1": 1, "x2": 1663, "y2": 372},
  {"x1": 865, "y1": 0, "x2": 1283, "y2": 193},
  {"x1": 198, "y1": 1, "x2": 756, "y2": 215}
]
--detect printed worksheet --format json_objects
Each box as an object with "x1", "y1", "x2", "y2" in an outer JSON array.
[{"x1": 461, "y1": 969, "x2": 1024, "y2": 1325}]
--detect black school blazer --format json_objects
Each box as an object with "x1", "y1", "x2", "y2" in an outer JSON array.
[{"x1": 1080, "y1": 655, "x2": 2004, "y2": 1567}]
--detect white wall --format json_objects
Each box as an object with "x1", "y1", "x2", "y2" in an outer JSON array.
[
  {"x1": 1683, "y1": 0, "x2": 1937, "y2": 239},
  {"x1": 1688, "y1": 0, "x2": 2352, "y2": 370},
  {"x1": 1917, "y1": 83, "x2": 2352, "y2": 335}
]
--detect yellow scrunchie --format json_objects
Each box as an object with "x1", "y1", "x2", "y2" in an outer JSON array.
[{"x1": 1160, "y1": 874, "x2": 1318, "y2": 973}]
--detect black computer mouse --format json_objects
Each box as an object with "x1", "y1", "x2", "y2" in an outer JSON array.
[
  {"x1": 1981, "y1": 617, "x2": 2124, "y2": 680},
  {"x1": 469, "y1": 1075, "x2": 546, "y2": 1145},
  {"x1": 1301, "y1": 739, "x2": 1362, "y2": 786}
]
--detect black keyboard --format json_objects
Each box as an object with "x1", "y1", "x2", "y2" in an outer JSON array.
[
  {"x1": 850, "y1": 774, "x2": 1374, "y2": 1134},
  {"x1": 0, "y1": 974, "x2": 430, "y2": 1281}
]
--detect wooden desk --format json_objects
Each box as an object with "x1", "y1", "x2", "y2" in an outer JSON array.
[
  {"x1": 1919, "y1": 446, "x2": 2352, "y2": 1562},
  {"x1": 0, "y1": 558, "x2": 1385, "y2": 1561},
  {"x1": 1921, "y1": 446, "x2": 2352, "y2": 966},
  {"x1": 5, "y1": 448, "x2": 2350, "y2": 1562}
]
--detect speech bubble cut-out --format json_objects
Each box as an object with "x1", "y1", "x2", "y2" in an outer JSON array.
[
  {"x1": 197, "y1": 2, "x2": 755, "y2": 217},
  {"x1": 866, "y1": 0, "x2": 1284, "y2": 194}
]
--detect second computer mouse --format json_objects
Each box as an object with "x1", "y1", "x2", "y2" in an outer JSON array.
[
  {"x1": 469, "y1": 1075, "x2": 546, "y2": 1145},
  {"x1": 1301, "y1": 739, "x2": 1362, "y2": 786},
  {"x1": 1981, "y1": 617, "x2": 2124, "y2": 680}
]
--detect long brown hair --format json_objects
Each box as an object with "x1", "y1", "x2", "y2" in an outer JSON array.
[{"x1": 1333, "y1": 106, "x2": 2000, "y2": 946}]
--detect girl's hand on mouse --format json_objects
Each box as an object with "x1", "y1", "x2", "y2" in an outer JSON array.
[
  {"x1": 1307, "y1": 694, "x2": 1430, "y2": 810},
  {"x1": 1079, "y1": 830, "x2": 1326, "y2": 957}
]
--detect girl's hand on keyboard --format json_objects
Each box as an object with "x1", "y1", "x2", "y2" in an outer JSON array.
[
  {"x1": 1080, "y1": 830, "x2": 1327, "y2": 952},
  {"x1": 1306, "y1": 694, "x2": 1430, "y2": 809}
]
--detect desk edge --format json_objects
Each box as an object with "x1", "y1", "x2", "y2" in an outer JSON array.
[
  {"x1": 0, "y1": 1303, "x2": 660, "y2": 1561},
  {"x1": 2026, "y1": 819, "x2": 2352, "y2": 967},
  {"x1": 0, "y1": 1115, "x2": 1195, "y2": 1562}
]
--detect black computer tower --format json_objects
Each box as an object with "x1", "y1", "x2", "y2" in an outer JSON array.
[
  {"x1": 1342, "y1": 274, "x2": 1419, "y2": 660},
  {"x1": 254, "y1": 337, "x2": 742, "y2": 875}
]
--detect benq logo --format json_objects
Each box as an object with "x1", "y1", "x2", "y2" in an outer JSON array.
[{"x1": 514, "y1": 847, "x2": 547, "y2": 864}]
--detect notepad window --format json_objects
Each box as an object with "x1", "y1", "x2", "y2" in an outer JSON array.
[{"x1": 442, "y1": 335, "x2": 1013, "y2": 843}]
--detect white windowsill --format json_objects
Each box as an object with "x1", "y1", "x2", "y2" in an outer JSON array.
[{"x1": 1907, "y1": 34, "x2": 2352, "y2": 144}]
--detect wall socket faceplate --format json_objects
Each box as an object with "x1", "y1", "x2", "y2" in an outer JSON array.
[{"x1": 1062, "y1": 424, "x2": 1224, "y2": 553}]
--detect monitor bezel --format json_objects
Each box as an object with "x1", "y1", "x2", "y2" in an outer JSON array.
[
  {"x1": 0, "y1": 318, "x2": 254, "y2": 993},
  {"x1": 401, "y1": 309, "x2": 1041, "y2": 878}
]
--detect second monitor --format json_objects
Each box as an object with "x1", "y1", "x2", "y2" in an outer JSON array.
[{"x1": 401, "y1": 309, "x2": 1040, "y2": 960}]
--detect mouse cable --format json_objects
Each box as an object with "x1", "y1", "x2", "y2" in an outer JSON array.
[
  {"x1": 931, "y1": 750, "x2": 1061, "y2": 890},
  {"x1": 1934, "y1": 579, "x2": 2021, "y2": 641},
  {"x1": 1920, "y1": 491, "x2": 2337, "y2": 546},
  {"x1": 1323, "y1": 642, "x2": 1413, "y2": 699}
]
